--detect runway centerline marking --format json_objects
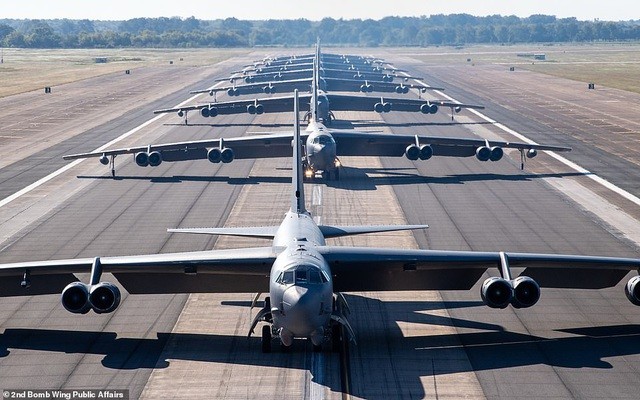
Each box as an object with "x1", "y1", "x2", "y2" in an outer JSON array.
[
  {"x1": 402, "y1": 70, "x2": 640, "y2": 208},
  {"x1": 0, "y1": 82, "x2": 222, "y2": 210}
]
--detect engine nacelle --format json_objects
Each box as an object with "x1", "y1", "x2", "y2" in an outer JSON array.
[
  {"x1": 625, "y1": 276, "x2": 640, "y2": 306},
  {"x1": 201, "y1": 106, "x2": 218, "y2": 118},
  {"x1": 374, "y1": 102, "x2": 384, "y2": 113},
  {"x1": 99, "y1": 155, "x2": 109, "y2": 165},
  {"x1": 511, "y1": 276, "x2": 540, "y2": 308},
  {"x1": 481, "y1": 277, "x2": 513, "y2": 309},
  {"x1": 148, "y1": 151, "x2": 162, "y2": 167},
  {"x1": 207, "y1": 148, "x2": 222, "y2": 163},
  {"x1": 255, "y1": 104, "x2": 264, "y2": 115},
  {"x1": 221, "y1": 148, "x2": 235, "y2": 163},
  {"x1": 247, "y1": 104, "x2": 256, "y2": 114},
  {"x1": 475, "y1": 146, "x2": 491, "y2": 162},
  {"x1": 61, "y1": 282, "x2": 91, "y2": 314},
  {"x1": 419, "y1": 145, "x2": 433, "y2": 160},
  {"x1": 489, "y1": 146, "x2": 504, "y2": 162},
  {"x1": 134, "y1": 152, "x2": 149, "y2": 167},
  {"x1": 454, "y1": 106, "x2": 462, "y2": 113},
  {"x1": 263, "y1": 85, "x2": 276, "y2": 94},
  {"x1": 395, "y1": 85, "x2": 409, "y2": 94},
  {"x1": 526, "y1": 149, "x2": 538, "y2": 159},
  {"x1": 177, "y1": 110, "x2": 184, "y2": 117},
  {"x1": 89, "y1": 282, "x2": 121, "y2": 314},
  {"x1": 405, "y1": 144, "x2": 420, "y2": 161},
  {"x1": 420, "y1": 103, "x2": 438, "y2": 114}
]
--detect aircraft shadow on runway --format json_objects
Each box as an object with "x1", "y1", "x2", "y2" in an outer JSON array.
[
  {"x1": 2, "y1": 295, "x2": 640, "y2": 398},
  {"x1": 163, "y1": 122, "x2": 293, "y2": 128},
  {"x1": 347, "y1": 120, "x2": 494, "y2": 128},
  {"x1": 77, "y1": 169, "x2": 586, "y2": 190}
]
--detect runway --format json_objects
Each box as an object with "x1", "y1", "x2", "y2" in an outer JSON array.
[{"x1": 1, "y1": 48, "x2": 640, "y2": 399}]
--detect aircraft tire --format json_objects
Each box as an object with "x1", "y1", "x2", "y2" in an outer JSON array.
[
  {"x1": 331, "y1": 324, "x2": 342, "y2": 353},
  {"x1": 261, "y1": 325, "x2": 272, "y2": 353}
]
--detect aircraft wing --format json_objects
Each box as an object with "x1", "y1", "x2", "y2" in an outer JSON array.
[
  {"x1": 329, "y1": 131, "x2": 570, "y2": 157},
  {"x1": 324, "y1": 77, "x2": 444, "y2": 93},
  {"x1": 63, "y1": 131, "x2": 300, "y2": 162},
  {"x1": 326, "y1": 94, "x2": 484, "y2": 113},
  {"x1": 317, "y1": 246, "x2": 640, "y2": 291},
  {"x1": 190, "y1": 78, "x2": 313, "y2": 97},
  {"x1": 153, "y1": 93, "x2": 312, "y2": 117},
  {"x1": 0, "y1": 247, "x2": 279, "y2": 297}
]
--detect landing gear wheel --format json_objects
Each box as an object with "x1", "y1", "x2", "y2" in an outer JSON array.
[
  {"x1": 331, "y1": 324, "x2": 342, "y2": 353},
  {"x1": 261, "y1": 325, "x2": 272, "y2": 353}
]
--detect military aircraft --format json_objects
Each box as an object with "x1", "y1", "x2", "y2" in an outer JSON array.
[
  {"x1": 63, "y1": 75, "x2": 569, "y2": 180},
  {"x1": 3, "y1": 90, "x2": 640, "y2": 353},
  {"x1": 154, "y1": 55, "x2": 483, "y2": 125}
]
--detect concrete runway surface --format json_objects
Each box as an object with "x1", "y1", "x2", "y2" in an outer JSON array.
[{"x1": 1, "y1": 49, "x2": 640, "y2": 399}]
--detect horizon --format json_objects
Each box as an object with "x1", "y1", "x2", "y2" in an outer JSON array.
[{"x1": 0, "y1": 0, "x2": 636, "y2": 22}]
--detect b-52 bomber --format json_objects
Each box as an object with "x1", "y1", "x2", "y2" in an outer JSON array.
[
  {"x1": 66, "y1": 78, "x2": 569, "y2": 181},
  {"x1": 4, "y1": 91, "x2": 640, "y2": 353},
  {"x1": 154, "y1": 49, "x2": 482, "y2": 125}
]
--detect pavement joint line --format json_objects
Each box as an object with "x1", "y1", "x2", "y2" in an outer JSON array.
[
  {"x1": 398, "y1": 69, "x2": 640, "y2": 208},
  {"x1": 0, "y1": 81, "x2": 222, "y2": 210}
]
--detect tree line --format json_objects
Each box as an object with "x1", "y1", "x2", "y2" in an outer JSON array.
[{"x1": 1, "y1": 15, "x2": 639, "y2": 48}]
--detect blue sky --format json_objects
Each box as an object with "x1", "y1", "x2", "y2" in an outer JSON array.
[{"x1": 0, "y1": 0, "x2": 636, "y2": 21}]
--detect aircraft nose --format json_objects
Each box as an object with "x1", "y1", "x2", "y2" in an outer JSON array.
[{"x1": 281, "y1": 286, "x2": 324, "y2": 336}]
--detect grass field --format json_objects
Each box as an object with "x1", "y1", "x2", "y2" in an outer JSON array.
[
  {"x1": 0, "y1": 48, "x2": 249, "y2": 98},
  {"x1": 398, "y1": 42, "x2": 640, "y2": 94},
  {"x1": 2, "y1": 44, "x2": 640, "y2": 98}
]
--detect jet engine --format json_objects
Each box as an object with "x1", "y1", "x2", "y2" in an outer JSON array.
[
  {"x1": 625, "y1": 276, "x2": 640, "y2": 306},
  {"x1": 360, "y1": 84, "x2": 373, "y2": 93},
  {"x1": 61, "y1": 282, "x2": 91, "y2": 314},
  {"x1": 395, "y1": 85, "x2": 409, "y2": 94},
  {"x1": 420, "y1": 103, "x2": 438, "y2": 114},
  {"x1": 475, "y1": 146, "x2": 492, "y2": 162},
  {"x1": 99, "y1": 155, "x2": 109, "y2": 165},
  {"x1": 201, "y1": 106, "x2": 218, "y2": 118},
  {"x1": 481, "y1": 277, "x2": 513, "y2": 309},
  {"x1": 419, "y1": 145, "x2": 433, "y2": 160},
  {"x1": 60, "y1": 281, "x2": 121, "y2": 314},
  {"x1": 177, "y1": 110, "x2": 184, "y2": 117},
  {"x1": 89, "y1": 282, "x2": 121, "y2": 314},
  {"x1": 221, "y1": 148, "x2": 235, "y2": 163},
  {"x1": 382, "y1": 75, "x2": 393, "y2": 82},
  {"x1": 227, "y1": 88, "x2": 240, "y2": 96},
  {"x1": 510, "y1": 276, "x2": 540, "y2": 308},
  {"x1": 148, "y1": 151, "x2": 162, "y2": 167},
  {"x1": 207, "y1": 148, "x2": 222, "y2": 163},
  {"x1": 134, "y1": 152, "x2": 149, "y2": 167},
  {"x1": 405, "y1": 144, "x2": 420, "y2": 161},
  {"x1": 374, "y1": 102, "x2": 391, "y2": 113},
  {"x1": 489, "y1": 146, "x2": 503, "y2": 162},
  {"x1": 263, "y1": 85, "x2": 276, "y2": 94},
  {"x1": 526, "y1": 149, "x2": 538, "y2": 158},
  {"x1": 247, "y1": 104, "x2": 265, "y2": 115}
]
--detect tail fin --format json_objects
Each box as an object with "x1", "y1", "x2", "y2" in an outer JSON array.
[
  {"x1": 310, "y1": 59, "x2": 319, "y2": 123},
  {"x1": 291, "y1": 89, "x2": 306, "y2": 213}
]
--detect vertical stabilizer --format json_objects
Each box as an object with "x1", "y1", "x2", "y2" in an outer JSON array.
[
  {"x1": 291, "y1": 89, "x2": 306, "y2": 214},
  {"x1": 310, "y1": 58, "x2": 319, "y2": 123}
]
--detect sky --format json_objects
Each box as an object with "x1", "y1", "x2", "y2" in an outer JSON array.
[{"x1": 0, "y1": 0, "x2": 637, "y2": 21}]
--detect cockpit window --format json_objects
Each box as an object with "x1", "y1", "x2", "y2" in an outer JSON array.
[
  {"x1": 277, "y1": 266, "x2": 327, "y2": 285},
  {"x1": 278, "y1": 270, "x2": 294, "y2": 284}
]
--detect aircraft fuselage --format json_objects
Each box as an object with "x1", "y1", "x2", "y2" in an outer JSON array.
[{"x1": 268, "y1": 211, "x2": 333, "y2": 347}]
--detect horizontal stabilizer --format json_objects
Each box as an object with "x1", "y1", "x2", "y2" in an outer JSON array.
[
  {"x1": 319, "y1": 224, "x2": 428, "y2": 239},
  {"x1": 168, "y1": 226, "x2": 280, "y2": 239}
]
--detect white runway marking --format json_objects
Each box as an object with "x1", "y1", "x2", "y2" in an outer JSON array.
[
  {"x1": 0, "y1": 83, "x2": 221, "y2": 210},
  {"x1": 404, "y1": 70, "x2": 640, "y2": 208}
]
